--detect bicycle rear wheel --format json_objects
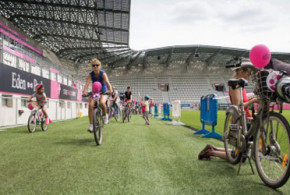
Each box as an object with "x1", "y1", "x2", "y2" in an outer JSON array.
[
  {"x1": 93, "y1": 108, "x2": 103, "y2": 145},
  {"x1": 28, "y1": 113, "x2": 37, "y2": 133},
  {"x1": 254, "y1": 112, "x2": 290, "y2": 189},
  {"x1": 128, "y1": 109, "x2": 131, "y2": 122},
  {"x1": 224, "y1": 111, "x2": 242, "y2": 164}
]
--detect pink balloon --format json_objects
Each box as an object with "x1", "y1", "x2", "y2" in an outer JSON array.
[
  {"x1": 249, "y1": 44, "x2": 271, "y2": 68},
  {"x1": 92, "y1": 81, "x2": 102, "y2": 93},
  {"x1": 28, "y1": 103, "x2": 34, "y2": 110}
]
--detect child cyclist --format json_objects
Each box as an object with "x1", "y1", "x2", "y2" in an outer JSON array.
[
  {"x1": 83, "y1": 58, "x2": 113, "y2": 132},
  {"x1": 27, "y1": 83, "x2": 51, "y2": 124},
  {"x1": 143, "y1": 95, "x2": 150, "y2": 125}
]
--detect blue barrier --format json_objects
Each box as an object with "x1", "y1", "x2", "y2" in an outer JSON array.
[
  {"x1": 194, "y1": 94, "x2": 223, "y2": 139},
  {"x1": 161, "y1": 103, "x2": 172, "y2": 121},
  {"x1": 154, "y1": 104, "x2": 159, "y2": 117}
]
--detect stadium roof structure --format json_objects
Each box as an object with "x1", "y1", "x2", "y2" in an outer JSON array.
[
  {"x1": 1, "y1": 0, "x2": 290, "y2": 70},
  {"x1": 0, "y1": 0, "x2": 134, "y2": 65}
]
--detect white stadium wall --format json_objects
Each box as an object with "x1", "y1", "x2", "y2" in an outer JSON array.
[{"x1": 0, "y1": 94, "x2": 88, "y2": 127}]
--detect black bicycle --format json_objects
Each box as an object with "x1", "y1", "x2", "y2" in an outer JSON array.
[
  {"x1": 83, "y1": 92, "x2": 109, "y2": 145},
  {"x1": 122, "y1": 102, "x2": 131, "y2": 123},
  {"x1": 224, "y1": 59, "x2": 290, "y2": 188}
]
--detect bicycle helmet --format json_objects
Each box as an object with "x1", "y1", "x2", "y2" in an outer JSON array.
[
  {"x1": 276, "y1": 76, "x2": 290, "y2": 103},
  {"x1": 35, "y1": 83, "x2": 43, "y2": 92},
  {"x1": 145, "y1": 95, "x2": 150, "y2": 99}
]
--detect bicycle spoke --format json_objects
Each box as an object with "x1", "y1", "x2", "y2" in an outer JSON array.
[{"x1": 255, "y1": 113, "x2": 290, "y2": 188}]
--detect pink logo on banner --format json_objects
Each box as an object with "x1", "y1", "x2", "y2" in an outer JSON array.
[{"x1": 27, "y1": 82, "x2": 33, "y2": 89}]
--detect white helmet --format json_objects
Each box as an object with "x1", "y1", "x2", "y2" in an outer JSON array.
[{"x1": 276, "y1": 76, "x2": 290, "y2": 103}]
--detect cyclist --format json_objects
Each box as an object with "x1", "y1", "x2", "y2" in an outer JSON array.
[
  {"x1": 83, "y1": 58, "x2": 113, "y2": 132},
  {"x1": 110, "y1": 87, "x2": 121, "y2": 115},
  {"x1": 198, "y1": 62, "x2": 259, "y2": 160},
  {"x1": 124, "y1": 86, "x2": 133, "y2": 108},
  {"x1": 27, "y1": 83, "x2": 51, "y2": 124}
]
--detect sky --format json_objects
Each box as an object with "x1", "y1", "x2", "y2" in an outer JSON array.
[{"x1": 129, "y1": 0, "x2": 290, "y2": 53}]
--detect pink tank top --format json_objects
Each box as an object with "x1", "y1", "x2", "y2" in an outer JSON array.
[{"x1": 230, "y1": 88, "x2": 251, "y2": 118}]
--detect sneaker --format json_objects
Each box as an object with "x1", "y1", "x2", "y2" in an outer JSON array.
[
  {"x1": 45, "y1": 118, "x2": 49, "y2": 125},
  {"x1": 198, "y1": 144, "x2": 213, "y2": 160},
  {"x1": 104, "y1": 114, "x2": 109, "y2": 125},
  {"x1": 88, "y1": 124, "x2": 93, "y2": 133},
  {"x1": 198, "y1": 149, "x2": 211, "y2": 160}
]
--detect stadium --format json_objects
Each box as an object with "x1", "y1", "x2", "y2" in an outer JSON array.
[{"x1": 0, "y1": 0, "x2": 290, "y2": 194}]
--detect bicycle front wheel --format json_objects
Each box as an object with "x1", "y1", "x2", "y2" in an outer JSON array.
[
  {"x1": 28, "y1": 113, "x2": 37, "y2": 133},
  {"x1": 114, "y1": 106, "x2": 120, "y2": 122},
  {"x1": 254, "y1": 112, "x2": 290, "y2": 189},
  {"x1": 224, "y1": 111, "x2": 242, "y2": 164},
  {"x1": 93, "y1": 108, "x2": 103, "y2": 145},
  {"x1": 41, "y1": 118, "x2": 48, "y2": 131},
  {"x1": 122, "y1": 108, "x2": 126, "y2": 123}
]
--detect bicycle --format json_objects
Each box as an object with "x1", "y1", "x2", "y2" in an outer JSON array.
[
  {"x1": 223, "y1": 60, "x2": 290, "y2": 189},
  {"x1": 122, "y1": 102, "x2": 131, "y2": 123},
  {"x1": 83, "y1": 92, "x2": 109, "y2": 145},
  {"x1": 27, "y1": 101, "x2": 48, "y2": 133},
  {"x1": 110, "y1": 102, "x2": 122, "y2": 122}
]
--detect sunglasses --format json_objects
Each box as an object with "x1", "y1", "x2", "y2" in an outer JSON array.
[{"x1": 92, "y1": 64, "x2": 100, "y2": 67}]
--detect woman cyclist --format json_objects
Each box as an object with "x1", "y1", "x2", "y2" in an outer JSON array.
[{"x1": 83, "y1": 58, "x2": 113, "y2": 132}]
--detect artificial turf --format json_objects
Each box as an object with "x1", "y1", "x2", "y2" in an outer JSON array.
[{"x1": 0, "y1": 114, "x2": 289, "y2": 194}]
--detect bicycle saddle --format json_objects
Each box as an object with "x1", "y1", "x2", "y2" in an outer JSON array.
[{"x1": 228, "y1": 78, "x2": 248, "y2": 89}]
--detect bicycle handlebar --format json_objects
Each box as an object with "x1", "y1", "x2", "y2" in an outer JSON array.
[{"x1": 82, "y1": 92, "x2": 111, "y2": 97}]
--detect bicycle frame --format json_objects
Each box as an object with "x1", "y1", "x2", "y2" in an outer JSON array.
[
  {"x1": 31, "y1": 107, "x2": 44, "y2": 122},
  {"x1": 231, "y1": 85, "x2": 277, "y2": 155}
]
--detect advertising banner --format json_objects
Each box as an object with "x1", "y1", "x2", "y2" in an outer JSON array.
[
  {"x1": 59, "y1": 83, "x2": 78, "y2": 101},
  {"x1": 0, "y1": 63, "x2": 51, "y2": 97}
]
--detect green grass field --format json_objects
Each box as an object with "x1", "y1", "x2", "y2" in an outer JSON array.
[{"x1": 0, "y1": 113, "x2": 290, "y2": 194}]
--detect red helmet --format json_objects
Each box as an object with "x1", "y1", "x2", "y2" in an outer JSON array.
[{"x1": 35, "y1": 83, "x2": 43, "y2": 91}]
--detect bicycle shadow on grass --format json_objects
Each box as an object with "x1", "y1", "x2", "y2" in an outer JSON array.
[
  {"x1": 200, "y1": 159, "x2": 285, "y2": 194},
  {"x1": 54, "y1": 138, "x2": 96, "y2": 147}
]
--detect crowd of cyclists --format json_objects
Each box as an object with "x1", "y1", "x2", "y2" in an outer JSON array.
[
  {"x1": 25, "y1": 55, "x2": 290, "y2": 188},
  {"x1": 27, "y1": 58, "x2": 155, "y2": 131}
]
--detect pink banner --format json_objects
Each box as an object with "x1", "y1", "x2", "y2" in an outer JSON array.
[
  {"x1": 50, "y1": 80, "x2": 61, "y2": 99},
  {"x1": 78, "y1": 89, "x2": 82, "y2": 101},
  {"x1": 50, "y1": 68, "x2": 60, "y2": 74},
  {"x1": 0, "y1": 28, "x2": 43, "y2": 56},
  {"x1": 3, "y1": 45, "x2": 36, "y2": 63},
  {"x1": 51, "y1": 80, "x2": 83, "y2": 102},
  {"x1": 0, "y1": 21, "x2": 26, "y2": 41}
]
